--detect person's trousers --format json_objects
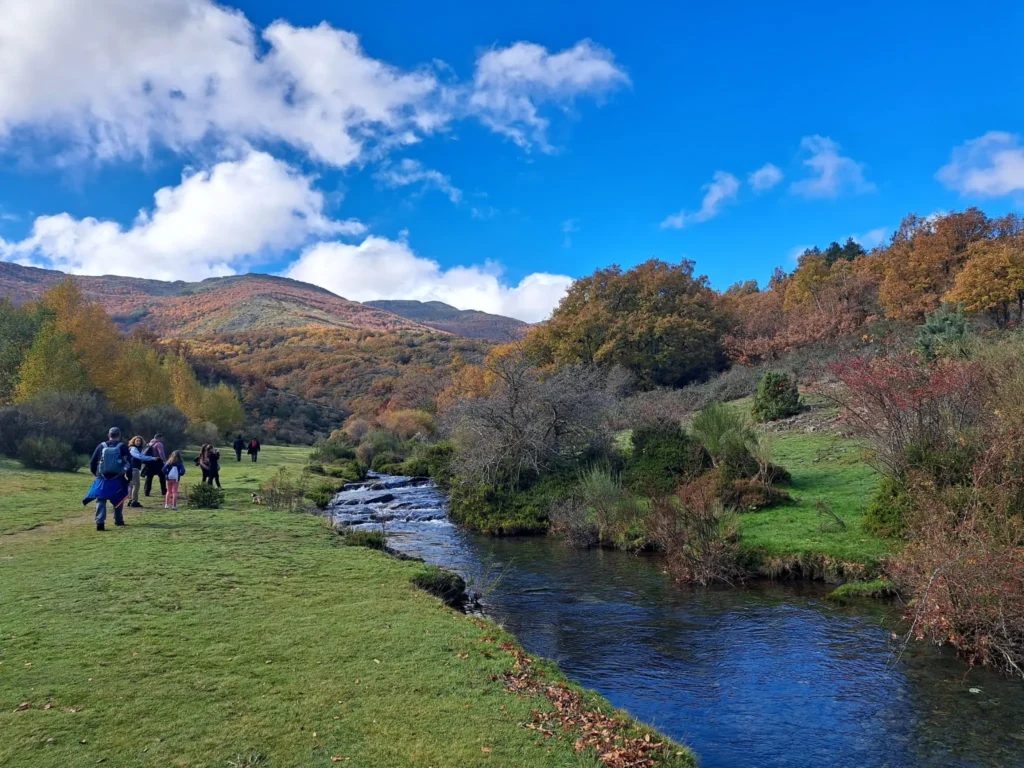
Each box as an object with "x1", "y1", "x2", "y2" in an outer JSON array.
[
  {"x1": 128, "y1": 469, "x2": 141, "y2": 504},
  {"x1": 95, "y1": 499, "x2": 124, "y2": 526},
  {"x1": 144, "y1": 471, "x2": 166, "y2": 497},
  {"x1": 250, "y1": 453, "x2": 258, "y2": 462},
  {"x1": 205, "y1": 470, "x2": 221, "y2": 488},
  {"x1": 165, "y1": 479, "x2": 180, "y2": 509},
  {"x1": 235, "y1": 450, "x2": 242, "y2": 461}
]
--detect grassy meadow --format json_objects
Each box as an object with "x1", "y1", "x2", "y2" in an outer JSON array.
[
  {"x1": 739, "y1": 430, "x2": 891, "y2": 576},
  {"x1": 0, "y1": 446, "x2": 691, "y2": 768}
]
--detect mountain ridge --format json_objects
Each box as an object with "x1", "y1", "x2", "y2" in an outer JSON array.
[
  {"x1": 365, "y1": 299, "x2": 528, "y2": 340},
  {"x1": 0, "y1": 262, "x2": 435, "y2": 337}
]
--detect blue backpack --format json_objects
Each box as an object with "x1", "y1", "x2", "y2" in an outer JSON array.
[{"x1": 99, "y1": 444, "x2": 125, "y2": 478}]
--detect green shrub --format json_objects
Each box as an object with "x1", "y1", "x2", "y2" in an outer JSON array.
[
  {"x1": 624, "y1": 421, "x2": 707, "y2": 494},
  {"x1": 132, "y1": 405, "x2": 189, "y2": 452},
  {"x1": 185, "y1": 482, "x2": 225, "y2": 509},
  {"x1": 307, "y1": 481, "x2": 341, "y2": 509},
  {"x1": 411, "y1": 565, "x2": 468, "y2": 609},
  {"x1": 258, "y1": 467, "x2": 309, "y2": 512},
  {"x1": 448, "y1": 471, "x2": 576, "y2": 535},
  {"x1": 423, "y1": 442, "x2": 454, "y2": 485},
  {"x1": 864, "y1": 476, "x2": 913, "y2": 537},
  {"x1": 0, "y1": 407, "x2": 33, "y2": 457},
  {"x1": 752, "y1": 371, "x2": 801, "y2": 422},
  {"x1": 371, "y1": 451, "x2": 405, "y2": 472},
  {"x1": 17, "y1": 437, "x2": 81, "y2": 472},
  {"x1": 915, "y1": 303, "x2": 969, "y2": 360},
  {"x1": 310, "y1": 437, "x2": 357, "y2": 463},
  {"x1": 341, "y1": 529, "x2": 386, "y2": 550},
  {"x1": 323, "y1": 459, "x2": 366, "y2": 483}
]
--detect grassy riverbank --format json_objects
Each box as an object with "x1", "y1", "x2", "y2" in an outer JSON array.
[
  {"x1": 0, "y1": 446, "x2": 692, "y2": 768},
  {"x1": 738, "y1": 430, "x2": 893, "y2": 579}
]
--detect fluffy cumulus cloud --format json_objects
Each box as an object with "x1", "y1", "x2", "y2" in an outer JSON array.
[
  {"x1": 660, "y1": 171, "x2": 740, "y2": 229},
  {"x1": 0, "y1": 0, "x2": 627, "y2": 166},
  {"x1": 1, "y1": 151, "x2": 360, "y2": 280},
  {"x1": 748, "y1": 163, "x2": 783, "y2": 192},
  {"x1": 470, "y1": 40, "x2": 630, "y2": 151},
  {"x1": 285, "y1": 236, "x2": 572, "y2": 322},
  {"x1": 790, "y1": 135, "x2": 874, "y2": 198},
  {"x1": 937, "y1": 131, "x2": 1024, "y2": 197},
  {"x1": 374, "y1": 159, "x2": 462, "y2": 203}
]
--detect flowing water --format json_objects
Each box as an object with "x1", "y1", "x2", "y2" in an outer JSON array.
[{"x1": 331, "y1": 475, "x2": 1024, "y2": 768}]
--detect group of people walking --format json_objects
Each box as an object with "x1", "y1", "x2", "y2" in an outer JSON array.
[
  {"x1": 234, "y1": 434, "x2": 261, "y2": 462},
  {"x1": 83, "y1": 428, "x2": 259, "y2": 531}
]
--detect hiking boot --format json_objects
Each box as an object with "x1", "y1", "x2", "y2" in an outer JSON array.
[
  {"x1": 96, "y1": 523, "x2": 105, "y2": 531},
  {"x1": 115, "y1": 521, "x2": 126, "y2": 527}
]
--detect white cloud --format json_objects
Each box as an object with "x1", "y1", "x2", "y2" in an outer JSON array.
[
  {"x1": 790, "y1": 135, "x2": 874, "y2": 198},
  {"x1": 937, "y1": 131, "x2": 1024, "y2": 197},
  {"x1": 0, "y1": 0, "x2": 448, "y2": 167},
  {"x1": 374, "y1": 158, "x2": 462, "y2": 203},
  {"x1": 1, "y1": 151, "x2": 358, "y2": 280},
  {"x1": 852, "y1": 227, "x2": 888, "y2": 250},
  {"x1": 470, "y1": 40, "x2": 630, "y2": 151},
  {"x1": 660, "y1": 171, "x2": 740, "y2": 229},
  {"x1": 748, "y1": 163, "x2": 783, "y2": 192},
  {"x1": 561, "y1": 218, "x2": 580, "y2": 248},
  {"x1": 285, "y1": 235, "x2": 571, "y2": 322},
  {"x1": 0, "y1": 0, "x2": 626, "y2": 166}
]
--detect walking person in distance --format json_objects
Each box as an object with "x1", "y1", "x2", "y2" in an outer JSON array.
[
  {"x1": 233, "y1": 434, "x2": 245, "y2": 462},
  {"x1": 247, "y1": 437, "x2": 261, "y2": 463},
  {"x1": 83, "y1": 427, "x2": 132, "y2": 531}
]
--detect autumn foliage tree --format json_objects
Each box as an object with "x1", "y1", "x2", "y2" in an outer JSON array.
[
  {"x1": 5, "y1": 279, "x2": 244, "y2": 438},
  {"x1": 527, "y1": 259, "x2": 728, "y2": 388}
]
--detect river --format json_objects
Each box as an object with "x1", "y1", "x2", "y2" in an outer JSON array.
[{"x1": 330, "y1": 475, "x2": 1024, "y2": 768}]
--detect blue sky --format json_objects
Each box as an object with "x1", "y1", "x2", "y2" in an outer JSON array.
[{"x1": 0, "y1": 0, "x2": 1022, "y2": 320}]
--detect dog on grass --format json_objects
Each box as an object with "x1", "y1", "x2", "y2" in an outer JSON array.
[{"x1": 251, "y1": 492, "x2": 263, "y2": 505}]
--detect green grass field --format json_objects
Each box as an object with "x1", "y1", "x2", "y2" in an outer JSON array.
[
  {"x1": 738, "y1": 431, "x2": 892, "y2": 574},
  {"x1": 0, "y1": 446, "x2": 691, "y2": 768}
]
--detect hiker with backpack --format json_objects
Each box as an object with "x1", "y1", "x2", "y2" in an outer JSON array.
[
  {"x1": 127, "y1": 435, "x2": 161, "y2": 508},
  {"x1": 163, "y1": 450, "x2": 186, "y2": 510},
  {"x1": 143, "y1": 433, "x2": 167, "y2": 498},
  {"x1": 83, "y1": 427, "x2": 132, "y2": 531},
  {"x1": 247, "y1": 437, "x2": 261, "y2": 463},
  {"x1": 233, "y1": 435, "x2": 245, "y2": 462}
]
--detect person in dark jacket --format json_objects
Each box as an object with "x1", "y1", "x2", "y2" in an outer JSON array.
[
  {"x1": 83, "y1": 427, "x2": 132, "y2": 531},
  {"x1": 206, "y1": 447, "x2": 222, "y2": 487},
  {"x1": 143, "y1": 433, "x2": 167, "y2": 497},
  {"x1": 233, "y1": 435, "x2": 245, "y2": 462},
  {"x1": 247, "y1": 437, "x2": 261, "y2": 463},
  {"x1": 195, "y1": 444, "x2": 211, "y2": 482}
]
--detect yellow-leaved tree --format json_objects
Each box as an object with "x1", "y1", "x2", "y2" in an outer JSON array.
[{"x1": 14, "y1": 323, "x2": 89, "y2": 402}]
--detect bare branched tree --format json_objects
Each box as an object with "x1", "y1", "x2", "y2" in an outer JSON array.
[{"x1": 443, "y1": 346, "x2": 613, "y2": 488}]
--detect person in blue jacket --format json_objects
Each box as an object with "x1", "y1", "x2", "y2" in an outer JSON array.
[{"x1": 83, "y1": 427, "x2": 132, "y2": 531}]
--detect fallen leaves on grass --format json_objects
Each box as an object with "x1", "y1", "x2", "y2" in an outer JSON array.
[{"x1": 499, "y1": 642, "x2": 672, "y2": 768}]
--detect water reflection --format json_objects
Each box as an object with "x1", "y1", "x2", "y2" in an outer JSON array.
[{"x1": 334, "y1": 478, "x2": 1024, "y2": 768}]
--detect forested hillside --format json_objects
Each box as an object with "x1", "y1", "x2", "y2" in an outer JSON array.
[
  {"x1": 0, "y1": 263, "x2": 431, "y2": 335},
  {"x1": 365, "y1": 299, "x2": 528, "y2": 340}
]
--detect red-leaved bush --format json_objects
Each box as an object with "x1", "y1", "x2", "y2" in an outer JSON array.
[
  {"x1": 824, "y1": 353, "x2": 990, "y2": 477},
  {"x1": 891, "y1": 443, "x2": 1024, "y2": 678}
]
